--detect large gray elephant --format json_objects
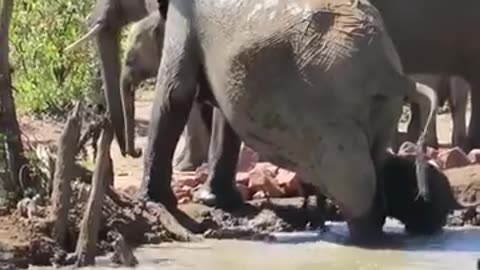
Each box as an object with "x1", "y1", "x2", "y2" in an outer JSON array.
[
  {"x1": 134, "y1": 0, "x2": 438, "y2": 243},
  {"x1": 406, "y1": 74, "x2": 470, "y2": 150},
  {"x1": 67, "y1": 0, "x2": 467, "y2": 241}
]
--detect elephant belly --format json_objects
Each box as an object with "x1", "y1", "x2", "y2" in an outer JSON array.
[{"x1": 200, "y1": 0, "x2": 393, "y2": 166}]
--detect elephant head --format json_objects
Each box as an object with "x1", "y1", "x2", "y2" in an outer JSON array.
[
  {"x1": 66, "y1": 0, "x2": 159, "y2": 157},
  {"x1": 120, "y1": 12, "x2": 164, "y2": 159}
]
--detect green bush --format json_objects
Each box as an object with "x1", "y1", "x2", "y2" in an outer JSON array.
[{"x1": 10, "y1": 0, "x2": 98, "y2": 115}]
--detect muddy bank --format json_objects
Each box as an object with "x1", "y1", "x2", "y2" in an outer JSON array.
[
  {"x1": 1, "y1": 178, "x2": 479, "y2": 269},
  {"x1": 0, "y1": 183, "x2": 179, "y2": 269},
  {"x1": 0, "y1": 182, "x2": 340, "y2": 269}
]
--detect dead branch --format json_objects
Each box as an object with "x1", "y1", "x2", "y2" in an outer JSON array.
[
  {"x1": 110, "y1": 232, "x2": 138, "y2": 267},
  {"x1": 75, "y1": 120, "x2": 113, "y2": 266},
  {"x1": 77, "y1": 117, "x2": 104, "y2": 161},
  {"x1": 50, "y1": 103, "x2": 82, "y2": 247}
]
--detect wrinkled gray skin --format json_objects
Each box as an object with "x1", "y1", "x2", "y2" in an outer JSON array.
[
  {"x1": 407, "y1": 74, "x2": 470, "y2": 150},
  {"x1": 121, "y1": 11, "x2": 210, "y2": 171},
  {"x1": 140, "y1": 0, "x2": 435, "y2": 243}
]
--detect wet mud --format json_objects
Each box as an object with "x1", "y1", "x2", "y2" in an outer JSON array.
[{"x1": 0, "y1": 179, "x2": 478, "y2": 269}]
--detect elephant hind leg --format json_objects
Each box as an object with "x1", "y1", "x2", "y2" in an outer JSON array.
[
  {"x1": 306, "y1": 129, "x2": 384, "y2": 244},
  {"x1": 194, "y1": 108, "x2": 243, "y2": 211},
  {"x1": 138, "y1": 8, "x2": 200, "y2": 209}
]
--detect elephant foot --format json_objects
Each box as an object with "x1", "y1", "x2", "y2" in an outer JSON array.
[
  {"x1": 194, "y1": 185, "x2": 244, "y2": 211},
  {"x1": 138, "y1": 184, "x2": 178, "y2": 211},
  {"x1": 347, "y1": 206, "x2": 386, "y2": 247},
  {"x1": 347, "y1": 218, "x2": 385, "y2": 247},
  {"x1": 402, "y1": 210, "x2": 446, "y2": 236}
]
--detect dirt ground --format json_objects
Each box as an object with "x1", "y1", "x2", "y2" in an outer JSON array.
[{"x1": 2, "y1": 88, "x2": 480, "y2": 268}]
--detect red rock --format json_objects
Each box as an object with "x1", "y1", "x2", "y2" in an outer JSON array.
[
  {"x1": 426, "y1": 147, "x2": 439, "y2": 160},
  {"x1": 236, "y1": 172, "x2": 250, "y2": 185},
  {"x1": 467, "y1": 149, "x2": 480, "y2": 164},
  {"x1": 236, "y1": 145, "x2": 259, "y2": 172},
  {"x1": 236, "y1": 183, "x2": 251, "y2": 201},
  {"x1": 248, "y1": 163, "x2": 284, "y2": 198},
  {"x1": 276, "y1": 168, "x2": 301, "y2": 196},
  {"x1": 172, "y1": 172, "x2": 204, "y2": 187},
  {"x1": 173, "y1": 186, "x2": 192, "y2": 200},
  {"x1": 437, "y1": 147, "x2": 470, "y2": 169}
]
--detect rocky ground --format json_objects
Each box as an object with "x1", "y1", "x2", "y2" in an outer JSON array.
[{"x1": 1, "y1": 88, "x2": 479, "y2": 268}]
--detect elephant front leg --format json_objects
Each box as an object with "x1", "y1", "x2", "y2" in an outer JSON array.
[
  {"x1": 194, "y1": 108, "x2": 244, "y2": 211},
  {"x1": 138, "y1": 6, "x2": 200, "y2": 210}
]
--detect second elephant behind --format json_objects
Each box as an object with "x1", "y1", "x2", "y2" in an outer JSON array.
[
  {"x1": 121, "y1": 11, "x2": 211, "y2": 171},
  {"x1": 402, "y1": 74, "x2": 470, "y2": 151}
]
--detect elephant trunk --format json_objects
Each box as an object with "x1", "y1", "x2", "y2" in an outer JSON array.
[
  {"x1": 95, "y1": 28, "x2": 128, "y2": 156},
  {"x1": 120, "y1": 69, "x2": 142, "y2": 157}
]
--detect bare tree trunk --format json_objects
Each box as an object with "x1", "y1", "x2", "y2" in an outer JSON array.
[
  {"x1": 75, "y1": 121, "x2": 113, "y2": 266},
  {"x1": 0, "y1": 0, "x2": 28, "y2": 199},
  {"x1": 50, "y1": 103, "x2": 82, "y2": 247}
]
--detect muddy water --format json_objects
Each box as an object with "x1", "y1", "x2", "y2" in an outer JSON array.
[{"x1": 30, "y1": 219, "x2": 480, "y2": 270}]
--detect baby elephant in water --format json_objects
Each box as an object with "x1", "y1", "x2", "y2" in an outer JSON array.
[
  {"x1": 381, "y1": 153, "x2": 467, "y2": 235},
  {"x1": 304, "y1": 152, "x2": 461, "y2": 235}
]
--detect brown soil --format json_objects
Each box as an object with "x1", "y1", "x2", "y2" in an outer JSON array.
[
  {"x1": 2, "y1": 88, "x2": 479, "y2": 268},
  {"x1": 0, "y1": 184, "x2": 337, "y2": 268}
]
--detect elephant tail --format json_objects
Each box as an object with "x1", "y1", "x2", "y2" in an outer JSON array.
[{"x1": 407, "y1": 80, "x2": 438, "y2": 201}]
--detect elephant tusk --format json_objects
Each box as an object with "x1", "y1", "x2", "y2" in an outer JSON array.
[{"x1": 65, "y1": 23, "x2": 102, "y2": 52}]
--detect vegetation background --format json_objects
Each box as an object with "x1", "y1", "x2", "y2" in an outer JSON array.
[{"x1": 10, "y1": 0, "x2": 98, "y2": 115}]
